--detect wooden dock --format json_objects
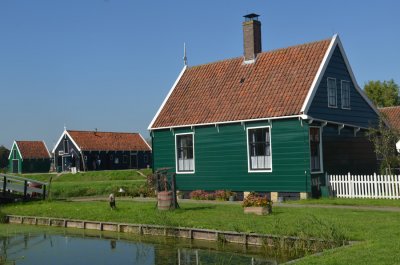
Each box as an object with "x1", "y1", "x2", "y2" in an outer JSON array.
[{"x1": 0, "y1": 174, "x2": 48, "y2": 202}]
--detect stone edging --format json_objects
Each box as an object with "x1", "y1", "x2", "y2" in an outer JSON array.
[{"x1": 6, "y1": 215, "x2": 340, "y2": 247}]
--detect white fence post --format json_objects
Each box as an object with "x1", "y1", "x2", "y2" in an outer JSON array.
[{"x1": 327, "y1": 173, "x2": 400, "y2": 200}]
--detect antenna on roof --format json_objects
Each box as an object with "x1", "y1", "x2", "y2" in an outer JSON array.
[
  {"x1": 183, "y1": 42, "x2": 188, "y2": 66},
  {"x1": 64, "y1": 124, "x2": 67, "y2": 131}
]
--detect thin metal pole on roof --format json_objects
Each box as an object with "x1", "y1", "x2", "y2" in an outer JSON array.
[{"x1": 183, "y1": 42, "x2": 187, "y2": 66}]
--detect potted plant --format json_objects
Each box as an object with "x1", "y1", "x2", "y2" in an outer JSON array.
[
  {"x1": 214, "y1": 190, "x2": 236, "y2": 201},
  {"x1": 242, "y1": 192, "x2": 272, "y2": 215},
  {"x1": 227, "y1": 191, "x2": 236, "y2": 202}
]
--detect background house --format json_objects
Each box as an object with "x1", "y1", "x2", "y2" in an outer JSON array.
[
  {"x1": 149, "y1": 14, "x2": 379, "y2": 198},
  {"x1": 8, "y1": 141, "x2": 51, "y2": 174},
  {"x1": 52, "y1": 130, "x2": 151, "y2": 172},
  {"x1": 379, "y1": 106, "x2": 400, "y2": 153}
]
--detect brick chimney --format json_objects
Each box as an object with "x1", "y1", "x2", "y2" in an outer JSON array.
[{"x1": 243, "y1": 13, "x2": 262, "y2": 62}]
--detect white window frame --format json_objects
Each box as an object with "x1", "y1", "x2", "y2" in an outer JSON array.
[
  {"x1": 309, "y1": 126, "x2": 323, "y2": 174},
  {"x1": 327, "y1": 77, "x2": 337, "y2": 108},
  {"x1": 246, "y1": 125, "x2": 273, "y2": 173},
  {"x1": 341, "y1": 80, "x2": 351, "y2": 109},
  {"x1": 175, "y1": 132, "x2": 195, "y2": 174}
]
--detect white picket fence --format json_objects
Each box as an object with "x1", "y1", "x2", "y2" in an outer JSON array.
[{"x1": 329, "y1": 173, "x2": 400, "y2": 199}]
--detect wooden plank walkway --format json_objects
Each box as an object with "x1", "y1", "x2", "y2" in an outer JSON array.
[{"x1": 0, "y1": 174, "x2": 48, "y2": 202}]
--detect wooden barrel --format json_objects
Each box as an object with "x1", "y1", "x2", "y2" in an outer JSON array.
[{"x1": 157, "y1": 191, "x2": 173, "y2": 210}]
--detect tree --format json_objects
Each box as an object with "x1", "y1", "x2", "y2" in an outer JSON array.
[
  {"x1": 0, "y1": 145, "x2": 10, "y2": 171},
  {"x1": 367, "y1": 115, "x2": 400, "y2": 175},
  {"x1": 364, "y1": 79, "x2": 400, "y2": 107}
]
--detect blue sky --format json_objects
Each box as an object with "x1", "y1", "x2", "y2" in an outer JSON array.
[{"x1": 1, "y1": 0, "x2": 399, "y2": 148}]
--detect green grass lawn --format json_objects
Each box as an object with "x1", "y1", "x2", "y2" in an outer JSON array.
[
  {"x1": 286, "y1": 197, "x2": 400, "y2": 207},
  {"x1": 20, "y1": 169, "x2": 151, "y2": 183},
  {"x1": 14, "y1": 169, "x2": 152, "y2": 199},
  {"x1": 1, "y1": 200, "x2": 400, "y2": 264}
]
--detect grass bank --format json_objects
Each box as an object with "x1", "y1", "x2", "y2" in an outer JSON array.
[
  {"x1": 16, "y1": 169, "x2": 152, "y2": 199},
  {"x1": 286, "y1": 197, "x2": 400, "y2": 207},
  {"x1": 1, "y1": 200, "x2": 400, "y2": 264}
]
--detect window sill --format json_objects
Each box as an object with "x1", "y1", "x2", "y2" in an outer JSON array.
[
  {"x1": 248, "y1": 169, "x2": 272, "y2": 173},
  {"x1": 176, "y1": 171, "x2": 195, "y2": 174}
]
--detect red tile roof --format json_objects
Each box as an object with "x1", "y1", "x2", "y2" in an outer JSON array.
[
  {"x1": 16, "y1": 141, "x2": 50, "y2": 159},
  {"x1": 67, "y1": 130, "x2": 151, "y2": 151},
  {"x1": 380, "y1": 106, "x2": 400, "y2": 131},
  {"x1": 151, "y1": 38, "x2": 331, "y2": 129}
]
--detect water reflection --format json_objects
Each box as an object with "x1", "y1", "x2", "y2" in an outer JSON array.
[{"x1": 0, "y1": 228, "x2": 282, "y2": 265}]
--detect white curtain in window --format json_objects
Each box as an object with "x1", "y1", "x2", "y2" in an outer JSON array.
[{"x1": 178, "y1": 158, "x2": 193, "y2": 171}]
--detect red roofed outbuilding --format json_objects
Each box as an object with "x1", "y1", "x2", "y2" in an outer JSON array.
[
  {"x1": 52, "y1": 130, "x2": 151, "y2": 172},
  {"x1": 8, "y1": 141, "x2": 51, "y2": 173}
]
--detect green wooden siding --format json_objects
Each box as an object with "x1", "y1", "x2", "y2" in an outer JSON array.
[
  {"x1": 21, "y1": 159, "x2": 51, "y2": 173},
  {"x1": 322, "y1": 126, "x2": 378, "y2": 174},
  {"x1": 8, "y1": 144, "x2": 22, "y2": 173},
  {"x1": 308, "y1": 46, "x2": 379, "y2": 127},
  {"x1": 153, "y1": 118, "x2": 311, "y2": 192}
]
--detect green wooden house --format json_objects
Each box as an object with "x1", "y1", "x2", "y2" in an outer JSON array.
[
  {"x1": 148, "y1": 14, "x2": 380, "y2": 198},
  {"x1": 8, "y1": 141, "x2": 51, "y2": 174}
]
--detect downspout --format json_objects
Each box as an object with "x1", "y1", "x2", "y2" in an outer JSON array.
[{"x1": 80, "y1": 150, "x2": 86, "y2": 172}]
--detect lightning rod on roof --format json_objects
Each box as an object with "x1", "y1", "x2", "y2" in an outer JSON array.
[
  {"x1": 64, "y1": 124, "x2": 66, "y2": 131},
  {"x1": 183, "y1": 42, "x2": 188, "y2": 66}
]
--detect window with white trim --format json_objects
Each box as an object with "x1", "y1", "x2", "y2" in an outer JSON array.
[
  {"x1": 309, "y1": 127, "x2": 322, "y2": 173},
  {"x1": 327, "y1": 78, "x2": 337, "y2": 108},
  {"x1": 13, "y1": 149, "x2": 17, "y2": 159},
  {"x1": 247, "y1": 127, "x2": 272, "y2": 171},
  {"x1": 341, "y1": 80, "x2": 351, "y2": 109},
  {"x1": 176, "y1": 133, "x2": 194, "y2": 173}
]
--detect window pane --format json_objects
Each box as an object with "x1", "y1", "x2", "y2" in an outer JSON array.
[
  {"x1": 176, "y1": 134, "x2": 194, "y2": 172},
  {"x1": 327, "y1": 78, "x2": 337, "y2": 107},
  {"x1": 342, "y1": 81, "x2": 350, "y2": 108},
  {"x1": 248, "y1": 127, "x2": 272, "y2": 170}
]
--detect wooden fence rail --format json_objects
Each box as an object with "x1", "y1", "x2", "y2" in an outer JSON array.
[
  {"x1": 0, "y1": 174, "x2": 48, "y2": 200},
  {"x1": 329, "y1": 173, "x2": 400, "y2": 199}
]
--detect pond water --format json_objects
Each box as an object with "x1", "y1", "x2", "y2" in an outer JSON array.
[{"x1": 0, "y1": 225, "x2": 300, "y2": 265}]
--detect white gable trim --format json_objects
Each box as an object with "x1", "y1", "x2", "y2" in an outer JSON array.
[
  {"x1": 301, "y1": 34, "x2": 338, "y2": 113},
  {"x1": 148, "y1": 66, "x2": 187, "y2": 130},
  {"x1": 138, "y1": 133, "x2": 152, "y2": 151},
  {"x1": 301, "y1": 34, "x2": 380, "y2": 117},
  {"x1": 51, "y1": 130, "x2": 81, "y2": 154},
  {"x1": 8, "y1": 141, "x2": 23, "y2": 160}
]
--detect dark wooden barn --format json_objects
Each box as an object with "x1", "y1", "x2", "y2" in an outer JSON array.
[{"x1": 52, "y1": 130, "x2": 152, "y2": 172}]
